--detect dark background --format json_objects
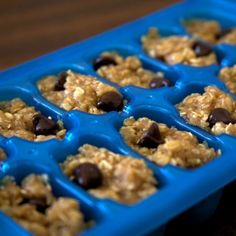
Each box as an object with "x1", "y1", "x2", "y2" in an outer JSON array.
[{"x1": 0, "y1": 1, "x2": 235, "y2": 235}]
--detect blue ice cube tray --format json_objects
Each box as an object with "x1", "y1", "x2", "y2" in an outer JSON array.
[{"x1": 1, "y1": 0, "x2": 236, "y2": 235}]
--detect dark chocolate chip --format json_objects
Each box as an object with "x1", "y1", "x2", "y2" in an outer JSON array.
[
  {"x1": 73, "y1": 163, "x2": 103, "y2": 190},
  {"x1": 93, "y1": 57, "x2": 117, "y2": 71},
  {"x1": 149, "y1": 77, "x2": 171, "y2": 89},
  {"x1": 215, "y1": 28, "x2": 232, "y2": 40},
  {"x1": 54, "y1": 71, "x2": 68, "y2": 91},
  {"x1": 156, "y1": 55, "x2": 166, "y2": 62},
  {"x1": 32, "y1": 114, "x2": 58, "y2": 135},
  {"x1": 207, "y1": 108, "x2": 236, "y2": 128},
  {"x1": 97, "y1": 91, "x2": 123, "y2": 112},
  {"x1": 21, "y1": 198, "x2": 48, "y2": 214},
  {"x1": 29, "y1": 199, "x2": 48, "y2": 213},
  {"x1": 137, "y1": 123, "x2": 164, "y2": 148},
  {"x1": 192, "y1": 41, "x2": 212, "y2": 57}
]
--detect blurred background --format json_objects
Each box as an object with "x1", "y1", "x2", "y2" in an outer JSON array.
[
  {"x1": 0, "y1": 0, "x2": 175, "y2": 70},
  {"x1": 0, "y1": 1, "x2": 235, "y2": 236}
]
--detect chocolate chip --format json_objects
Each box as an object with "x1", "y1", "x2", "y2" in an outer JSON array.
[
  {"x1": 29, "y1": 199, "x2": 48, "y2": 213},
  {"x1": 54, "y1": 71, "x2": 68, "y2": 91},
  {"x1": 73, "y1": 163, "x2": 103, "y2": 190},
  {"x1": 21, "y1": 198, "x2": 48, "y2": 214},
  {"x1": 93, "y1": 57, "x2": 117, "y2": 71},
  {"x1": 156, "y1": 55, "x2": 166, "y2": 62},
  {"x1": 137, "y1": 123, "x2": 164, "y2": 148},
  {"x1": 97, "y1": 91, "x2": 123, "y2": 112},
  {"x1": 215, "y1": 28, "x2": 232, "y2": 40},
  {"x1": 149, "y1": 77, "x2": 171, "y2": 89},
  {"x1": 207, "y1": 108, "x2": 236, "y2": 128},
  {"x1": 192, "y1": 41, "x2": 212, "y2": 57},
  {"x1": 32, "y1": 114, "x2": 58, "y2": 135}
]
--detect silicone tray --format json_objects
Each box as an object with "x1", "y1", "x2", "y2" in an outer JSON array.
[{"x1": 1, "y1": 0, "x2": 236, "y2": 235}]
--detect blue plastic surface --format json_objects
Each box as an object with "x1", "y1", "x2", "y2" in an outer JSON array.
[{"x1": 1, "y1": 0, "x2": 236, "y2": 235}]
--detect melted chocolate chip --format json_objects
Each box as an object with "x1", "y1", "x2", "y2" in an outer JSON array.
[
  {"x1": 192, "y1": 41, "x2": 212, "y2": 57},
  {"x1": 73, "y1": 163, "x2": 103, "y2": 190},
  {"x1": 21, "y1": 198, "x2": 48, "y2": 214},
  {"x1": 137, "y1": 123, "x2": 164, "y2": 148},
  {"x1": 215, "y1": 28, "x2": 232, "y2": 40},
  {"x1": 54, "y1": 71, "x2": 68, "y2": 91},
  {"x1": 149, "y1": 77, "x2": 171, "y2": 89},
  {"x1": 32, "y1": 114, "x2": 58, "y2": 135},
  {"x1": 97, "y1": 91, "x2": 124, "y2": 112},
  {"x1": 207, "y1": 108, "x2": 236, "y2": 128},
  {"x1": 93, "y1": 57, "x2": 117, "y2": 71}
]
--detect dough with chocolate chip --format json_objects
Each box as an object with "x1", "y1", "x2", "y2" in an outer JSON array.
[
  {"x1": 120, "y1": 117, "x2": 219, "y2": 168},
  {"x1": 0, "y1": 98, "x2": 65, "y2": 141},
  {"x1": 37, "y1": 70, "x2": 124, "y2": 114},
  {"x1": 96, "y1": 51, "x2": 170, "y2": 88},
  {"x1": 184, "y1": 19, "x2": 236, "y2": 45},
  {"x1": 61, "y1": 144, "x2": 157, "y2": 204},
  {"x1": 176, "y1": 86, "x2": 236, "y2": 136},
  {"x1": 141, "y1": 27, "x2": 217, "y2": 66},
  {"x1": 0, "y1": 174, "x2": 87, "y2": 236}
]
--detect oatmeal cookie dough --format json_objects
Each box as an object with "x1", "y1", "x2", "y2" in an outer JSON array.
[
  {"x1": 141, "y1": 27, "x2": 217, "y2": 66},
  {"x1": 177, "y1": 86, "x2": 236, "y2": 136},
  {"x1": 37, "y1": 70, "x2": 124, "y2": 114},
  {"x1": 219, "y1": 65, "x2": 236, "y2": 95},
  {"x1": 120, "y1": 117, "x2": 218, "y2": 168},
  {"x1": 0, "y1": 98, "x2": 65, "y2": 141},
  {"x1": 94, "y1": 51, "x2": 171, "y2": 88},
  {"x1": 184, "y1": 19, "x2": 236, "y2": 45},
  {"x1": 0, "y1": 174, "x2": 87, "y2": 236},
  {"x1": 0, "y1": 148, "x2": 6, "y2": 162},
  {"x1": 61, "y1": 144, "x2": 157, "y2": 204}
]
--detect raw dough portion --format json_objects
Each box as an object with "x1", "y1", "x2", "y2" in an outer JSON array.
[
  {"x1": 120, "y1": 117, "x2": 219, "y2": 168},
  {"x1": 0, "y1": 148, "x2": 6, "y2": 162},
  {"x1": 219, "y1": 65, "x2": 236, "y2": 95},
  {"x1": 0, "y1": 174, "x2": 87, "y2": 236},
  {"x1": 141, "y1": 28, "x2": 217, "y2": 66},
  {"x1": 184, "y1": 19, "x2": 220, "y2": 44},
  {"x1": 177, "y1": 86, "x2": 236, "y2": 135},
  {"x1": 219, "y1": 29, "x2": 236, "y2": 45},
  {"x1": 0, "y1": 98, "x2": 65, "y2": 141},
  {"x1": 184, "y1": 19, "x2": 236, "y2": 45},
  {"x1": 97, "y1": 51, "x2": 165, "y2": 88},
  {"x1": 38, "y1": 70, "x2": 123, "y2": 114},
  {"x1": 61, "y1": 144, "x2": 157, "y2": 204}
]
